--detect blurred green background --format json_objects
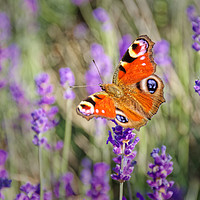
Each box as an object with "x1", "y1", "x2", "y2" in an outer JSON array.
[{"x1": 0, "y1": 0, "x2": 200, "y2": 199}]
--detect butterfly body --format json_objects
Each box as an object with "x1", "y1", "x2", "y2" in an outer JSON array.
[{"x1": 77, "y1": 35, "x2": 165, "y2": 130}]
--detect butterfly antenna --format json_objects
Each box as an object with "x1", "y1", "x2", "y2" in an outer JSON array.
[
  {"x1": 92, "y1": 60, "x2": 104, "y2": 83},
  {"x1": 69, "y1": 85, "x2": 99, "y2": 89}
]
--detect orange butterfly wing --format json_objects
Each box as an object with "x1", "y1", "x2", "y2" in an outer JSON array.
[
  {"x1": 77, "y1": 92, "x2": 116, "y2": 120},
  {"x1": 113, "y1": 35, "x2": 156, "y2": 85}
]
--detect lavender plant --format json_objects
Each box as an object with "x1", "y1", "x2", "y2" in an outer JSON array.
[
  {"x1": 187, "y1": 5, "x2": 200, "y2": 51},
  {"x1": 107, "y1": 124, "x2": 139, "y2": 199},
  {"x1": 81, "y1": 161, "x2": 110, "y2": 200},
  {"x1": 136, "y1": 146, "x2": 174, "y2": 200},
  {"x1": 0, "y1": 150, "x2": 12, "y2": 200}
]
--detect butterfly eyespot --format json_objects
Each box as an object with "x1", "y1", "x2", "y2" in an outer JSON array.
[
  {"x1": 116, "y1": 114, "x2": 129, "y2": 123},
  {"x1": 147, "y1": 79, "x2": 158, "y2": 94}
]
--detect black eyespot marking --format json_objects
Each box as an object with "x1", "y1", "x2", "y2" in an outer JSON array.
[
  {"x1": 94, "y1": 95, "x2": 102, "y2": 99},
  {"x1": 122, "y1": 51, "x2": 136, "y2": 63},
  {"x1": 132, "y1": 43, "x2": 138, "y2": 50},
  {"x1": 147, "y1": 79, "x2": 158, "y2": 94},
  {"x1": 136, "y1": 82, "x2": 141, "y2": 91},
  {"x1": 116, "y1": 114, "x2": 129, "y2": 123},
  {"x1": 119, "y1": 65, "x2": 126, "y2": 73},
  {"x1": 85, "y1": 97, "x2": 96, "y2": 106}
]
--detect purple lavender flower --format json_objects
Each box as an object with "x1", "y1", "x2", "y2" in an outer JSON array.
[
  {"x1": 80, "y1": 158, "x2": 92, "y2": 185},
  {"x1": 10, "y1": 83, "x2": 29, "y2": 105},
  {"x1": 0, "y1": 150, "x2": 12, "y2": 199},
  {"x1": 31, "y1": 73, "x2": 59, "y2": 134},
  {"x1": 93, "y1": 7, "x2": 109, "y2": 23},
  {"x1": 187, "y1": 5, "x2": 200, "y2": 51},
  {"x1": 92, "y1": 7, "x2": 112, "y2": 31},
  {"x1": 0, "y1": 44, "x2": 21, "y2": 89},
  {"x1": 147, "y1": 146, "x2": 174, "y2": 200},
  {"x1": 0, "y1": 178, "x2": 12, "y2": 190},
  {"x1": 86, "y1": 162, "x2": 110, "y2": 200},
  {"x1": 0, "y1": 150, "x2": 8, "y2": 178},
  {"x1": 54, "y1": 172, "x2": 75, "y2": 198},
  {"x1": 194, "y1": 79, "x2": 200, "y2": 96},
  {"x1": 59, "y1": 67, "x2": 75, "y2": 99},
  {"x1": 31, "y1": 107, "x2": 58, "y2": 134},
  {"x1": 24, "y1": 0, "x2": 38, "y2": 14},
  {"x1": 31, "y1": 73, "x2": 59, "y2": 148},
  {"x1": 154, "y1": 40, "x2": 172, "y2": 66},
  {"x1": 86, "y1": 43, "x2": 113, "y2": 94},
  {"x1": 15, "y1": 183, "x2": 52, "y2": 200},
  {"x1": 107, "y1": 125, "x2": 139, "y2": 182},
  {"x1": 0, "y1": 12, "x2": 11, "y2": 43},
  {"x1": 119, "y1": 34, "x2": 132, "y2": 59},
  {"x1": 35, "y1": 73, "x2": 55, "y2": 105},
  {"x1": 73, "y1": 23, "x2": 88, "y2": 39},
  {"x1": 70, "y1": 0, "x2": 89, "y2": 6}
]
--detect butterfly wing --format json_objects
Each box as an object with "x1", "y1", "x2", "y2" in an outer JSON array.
[
  {"x1": 113, "y1": 35, "x2": 156, "y2": 85},
  {"x1": 112, "y1": 75, "x2": 165, "y2": 130},
  {"x1": 76, "y1": 92, "x2": 116, "y2": 120}
]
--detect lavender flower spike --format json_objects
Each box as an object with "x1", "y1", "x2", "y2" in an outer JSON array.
[
  {"x1": 187, "y1": 5, "x2": 200, "y2": 51},
  {"x1": 59, "y1": 67, "x2": 75, "y2": 99},
  {"x1": 107, "y1": 125, "x2": 139, "y2": 182},
  {"x1": 194, "y1": 79, "x2": 200, "y2": 96},
  {"x1": 147, "y1": 145, "x2": 174, "y2": 200},
  {"x1": 86, "y1": 162, "x2": 110, "y2": 200}
]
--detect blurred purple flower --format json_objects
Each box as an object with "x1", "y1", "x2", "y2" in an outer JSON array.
[
  {"x1": 0, "y1": 12, "x2": 11, "y2": 43},
  {"x1": 0, "y1": 150, "x2": 12, "y2": 199},
  {"x1": 54, "y1": 172, "x2": 76, "y2": 198},
  {"x1": 169, "y1": 185, "x2": 185, "y2": 200},
  {"x1": 0, "y1": 44, "x2": 21, "y2": 89},
  {"x1": 10, "y1": 83, "x2": 29, "y2": 105},
  {"x1": 59, "y1": 67, "x2": 76, "y2": 99},
  {"x1": 24, "y1": 0, "x2": 38, "y2": 14},
  {"x1": 31, "y1": 73, "x2": 59, "y2": 148},
  {"x1": 35, "y1": 73, "x2": 55, "y2": 105},
  {"x1": 0, "y1": 178, "x2": 12, "y2": 190},
  {"x1": 154, "y1": 40, "x2": 172, "y2": 66},
  {"x1": 187, "y1": 5, "x2": 200, "y2": 51},
  {"x1": 136, "y1": 192, "x2": 145, "y2": 200},
  {"x1": 0, "y1": 150, "x2": 7, "y2": 166},
  {"x1": 80, "y1": 160, "x2": 92, "y2": 185},
  {"x1": 74, "y1": 23, "x2": 88, "y2": 39},
  {"x1": 31, "y1": 107, "x2": 59, "y2": 134},
  {"x1": 71, "y1": 0, "x2": 89, "y2": 6},
  {"x1": 107, "y1": 125, "x2": 139, "y2": 182},
  {"x1": 59, "y1": 67, "x2": 75, "y2": 87},
  {"x1": 92, "y1": 7, "x2": 112, "y2": 31},
  {"x1": 119, "y1": 34, "x2": 132, "y2": 59},
  {"x1": 54, "y1": 140, "x2": 64, "y2": 150},
  {"x1": 194, "y1": 79, "x2": 200, "y2": 96},
  {"x1": 86, "y1": 162, "x2": 110, "y2": 200},
  {"x1": 147, "y1": 146, "x2": 174, "y2": 200},
  {"x1": 93, "y1": 7, "x2": 109, "y2": 23},
  {"x1": 0, "y1": 150, "x2": 8, "y2": 178},
  {"x1": 86, "y1": 43, "x2": 113, "y2": 94},
  {"x1": 15, "y1": 183, "x2": 52, "y2": 200}
]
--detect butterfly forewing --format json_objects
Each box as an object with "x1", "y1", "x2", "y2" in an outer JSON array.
[{"x1": 112, "y1": 35, "x2": 156, "y2": 85}]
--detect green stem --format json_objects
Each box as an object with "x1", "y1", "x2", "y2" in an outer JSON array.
[
  {"x1": 61, "y1": 99, "x2": 72, "y2": 173},
  {"x1": 39, "y1": 138, "x2": 44, "y2": 200},
  {"x1": 119, "y1": 142, "x2": 125, "y2": 200}
]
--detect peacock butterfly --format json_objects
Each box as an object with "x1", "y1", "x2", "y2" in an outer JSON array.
[{"x1": 76, "y1": 35, "x2": 165, "y2": 130}]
